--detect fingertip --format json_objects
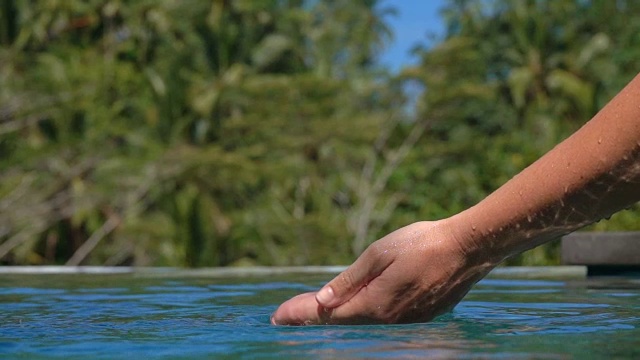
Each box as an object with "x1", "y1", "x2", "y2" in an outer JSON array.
[
  {"x1": 315, "y1": 285, "x2": 336, "y2": 307},
  {"x1": 270, "y1": 292, "x2": 320, "y2": 326}
]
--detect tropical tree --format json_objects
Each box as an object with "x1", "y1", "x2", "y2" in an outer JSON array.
[
  {"x1": 400, "y1": 0, "x2": 640, "y2": 264},
  {"x1": 2, "y1": 0, "x2": 639, "y2": 267},
  {"x1": 0, "y1": 0, "x2": 404, "y2": 266}
]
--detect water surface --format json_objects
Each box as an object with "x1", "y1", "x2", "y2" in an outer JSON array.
[{"x1": 1, "y1": 269, "x2": 639, "y2": 359}]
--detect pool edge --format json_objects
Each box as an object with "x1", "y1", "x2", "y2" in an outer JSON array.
[{"x1": 0, "y1": 265, "x2": 587, "y2": 279}]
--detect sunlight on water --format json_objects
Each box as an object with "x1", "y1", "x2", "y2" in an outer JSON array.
[{"x1": 1, "y1": 271, "x2": 639, "y2": 359}]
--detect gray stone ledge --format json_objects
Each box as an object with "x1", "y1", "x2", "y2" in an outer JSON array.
[
  {"x1": 0, "y1": 265, "x2": 348, "y2": 277},
  {"x1": 0, "y1": 265, "x2": 586, "y2": 279},
  {"x1": 562, "y1": 232, "x2": 640, "y2": 266}
]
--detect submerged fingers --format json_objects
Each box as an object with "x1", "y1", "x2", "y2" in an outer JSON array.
[
  {"x1": 271, "y1": 292, "x2": 329, "y2": 325},
  {"x1": 271, "y1": 281, "x2": 391, "y2": 325},
  {"x1": 316, "y1": 245, "x2": 394, "y2": 308}
]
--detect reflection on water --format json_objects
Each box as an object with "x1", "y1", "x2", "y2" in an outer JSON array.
[{"x1": 1, "y1": 272, "x2": 639, "y2": 359}]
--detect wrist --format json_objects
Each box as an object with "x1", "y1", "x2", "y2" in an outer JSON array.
[
  {"x1": 448, "y1": 197, "x2": 564, "y2": 265},
  {"x1": 441, "y1": 210, "x2": 507, "y2": 268}
]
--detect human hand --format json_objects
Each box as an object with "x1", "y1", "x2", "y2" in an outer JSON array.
[{"x1": 271, "y1": 220, "x2": 498, "y2": 325}]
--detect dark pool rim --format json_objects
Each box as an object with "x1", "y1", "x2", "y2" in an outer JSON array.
[{"x1": 0, "y1": 265, "x2": 588, "y2": 279}]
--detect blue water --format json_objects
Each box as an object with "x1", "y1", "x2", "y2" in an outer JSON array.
[{"x1": 1, "y1": 270, "x2": 639, "y2": 359}]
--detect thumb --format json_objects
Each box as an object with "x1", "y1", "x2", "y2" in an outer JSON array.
[{"x1": 316, "y1": 246, "x2": 391, "y2": 308}]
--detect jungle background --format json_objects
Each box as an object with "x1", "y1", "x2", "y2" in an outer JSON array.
[{"x1": 1, "y1": 0, "x2": 639, "y2": 267}]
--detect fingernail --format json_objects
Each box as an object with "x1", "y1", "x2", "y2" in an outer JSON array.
[{"x1": 316, "y1": 286, "x2": 335, "y2": 306}]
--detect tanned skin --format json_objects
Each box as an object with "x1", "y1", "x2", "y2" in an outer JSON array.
[{"x1": 271, "y1": 73, "x2": 640, "y2": 325}]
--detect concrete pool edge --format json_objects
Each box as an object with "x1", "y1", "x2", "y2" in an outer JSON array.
[
  {"x1": 0, "y1": 265, "x2": 348, "y2": 277},
  {"x1": 0, "y1": 265, "x2": 587, "y2": 279}
]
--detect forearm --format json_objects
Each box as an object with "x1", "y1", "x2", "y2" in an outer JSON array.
[{"x1": 450, "y1": 73, "x2": 640, "y2": 264}]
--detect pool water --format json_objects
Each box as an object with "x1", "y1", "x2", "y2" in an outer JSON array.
[{"x1": 1, "y1": 268, "x2": 639, "y2": 359}]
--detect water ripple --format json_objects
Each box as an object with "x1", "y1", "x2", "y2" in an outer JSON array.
[{"x1": 0, "y1": 274, "x2": 638, "y2": 359}]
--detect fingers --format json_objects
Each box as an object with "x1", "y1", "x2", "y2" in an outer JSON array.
[
  {"x1": 271, "y1": 280, "x2": 390, "y2": 325},
  {"x1": 271, "y1": 240, "x2": 395, "y2": 326},
  {"x1": 315, "y1": 246, "x2": 392, "y2": 308},
  {"x1": 271, "y1": 292, "x2": 330, "y2": 325}
]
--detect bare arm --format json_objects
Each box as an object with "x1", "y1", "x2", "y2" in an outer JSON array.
[
  {"x1": 271, "y1": 73, "x2": 640, "y2": 325},
  {"x1": 454, "y1": 72, "x2": 640, "y2": 264}
]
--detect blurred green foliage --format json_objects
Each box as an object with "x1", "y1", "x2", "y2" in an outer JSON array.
[{"x1": 1, "y1": 0, "x2": 639, "y2": 267}]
